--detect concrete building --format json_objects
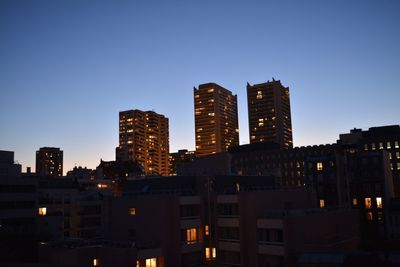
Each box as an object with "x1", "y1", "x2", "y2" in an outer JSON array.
[
  {"x1": 116, "y1": 109, "x2": 169, "y2": 176},
  {"x1": 247, "y1": 79, "x2": 293, "y2": 148},
  {"x1": 194, "y1": 83, "x2": 239, "y2": 157},
  {"x1": 339, "y1": 125, "x2": 400, "y2": 197},
  {"x1": 36, "y1": 147, "x2": 63, "y2": 177},
  {"x1": 101, "y1": 175, "x2": 359, "y2": 267}
]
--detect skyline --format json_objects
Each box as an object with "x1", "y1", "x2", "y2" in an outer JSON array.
[{"x1": 1, "y1": 0, "x2": 400, "y2": 173}]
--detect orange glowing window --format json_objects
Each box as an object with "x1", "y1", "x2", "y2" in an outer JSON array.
[
  {"x1": 38, "y1": 207, "x2": 47, "y2": 216},
  {"x1": 365, "y1": 198, "x2": 372, "y2": 209},
  {"x1": 186, "y1": 228, "x2": 197, "y2": 244},
  {"x1": 145, "y1": 258, "x2": 156, "y2": 267},
  {"x1": 366, "y1": 212, "x2": 373, "y2": 221},
  {"x1": 317, "y1": 162, "x2": 323, "y2": 171},
  {"x1": 129, "y1": 207, "x2": 136, "y2": 216},
  {"x1": 205, "y1": 225, "x2": 209, "y2": 236}
]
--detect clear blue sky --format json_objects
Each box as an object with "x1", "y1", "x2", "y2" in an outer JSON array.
[{"x1": 1, "y1": 0, "x2": 399, "y2": 174}]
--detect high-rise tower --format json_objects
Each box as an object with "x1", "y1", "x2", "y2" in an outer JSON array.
[
  {"x1": 247, "y1": 79, "x2": 293, "y2": 148},
  {"x1": 117, "y1": 109, "x2": 169, "y2": 176},
  {"x1": 194, "y1": 83, "x2": 239, "y2": 157},
  {"x1": 36, "y1": 147, "x2": 63, "y2": 177}
]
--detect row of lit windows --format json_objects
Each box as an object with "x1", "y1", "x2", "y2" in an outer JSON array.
[
  {"x1": 205, "y1": 247, "x2": 217, "y2": 260},
  {"x1": 364, "y1": 141, "x2": 399, "y2": 151},
  {"x1": 389, "y1": 163, "x2": 400, "y2": 170},
  {"x1": 363, "y1": 197, "x2": 383, "y2": 209}
]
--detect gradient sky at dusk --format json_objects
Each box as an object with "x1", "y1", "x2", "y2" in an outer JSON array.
[{"x1": 1, "y1": 0, "x2": 399, "y2": 174}]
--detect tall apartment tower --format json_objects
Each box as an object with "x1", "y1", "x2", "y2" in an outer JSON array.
[
  {"x1": 247, "y1": 79, "x2": 293, "y2": 148},
  {"x1": 194, "y1": 83, "x2": 239, "y2": 157},
  {"x1": 116, "y1": 109, "x2": 169, "y2": 176},
  {"x1": 36, "y1": 147, "x2": 63, "y2": 177}
]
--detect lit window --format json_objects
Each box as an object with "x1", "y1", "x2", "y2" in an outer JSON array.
[
  {"x1": 97, "y1": 184, "x2": 108, "y2": 188},
  {"x1": 205, "y1": 247, "x2": 216, "y2": 260},
  {"x1": 364, "y1": 144, "x2": 368, "y2": 151},
  {"x1": 256, "y1": 91, "x2": 263, "y2": 99},
  {"x1": 365, "y1": 198, "x2": 372, "y2": 209},
  {"x1": 93, "y1": 258, "x2": 99, "y2": 266},
  {"x1": 129, "y1": 207, "x2": 136, "y2": 216},
  {"x1": 398, "y1": 163, "x2": 400, "y2": 170},
  {"x1": 387, "y1": 142, "x2": 391, "y2": 149},
  {"x1": 379, "y1": 142, "x2": 383, "y2": 149},
  {"x1": 390, "y1": 153, "x2": 393, "y2": 159},
  {"x1": 317, "y1": 162, "x2": 323, "y2": 171},
  {"x1": 208, "y1": 113, "x2": 215, "y2": 116},
  {"x1": 186, "y1": 228, "x2": 197, "y2": 244},
  {"x1": 397, "y1": 152, "x2": 400, "y2": 159},
  {"x1": 376, "y1": 197, "x2": 382, "y2": 209},
  {"x1": 395, "y1": 141, "x2": 399, "y2": 148},
  {"x1": 366, "y1": 212, "x2": 373, "y2": 221},
  {"x1": 205, "y1": 225, "x2": 209, "y2": 236},
  {"x1": 319, "y1": 199, "x2": 325, "y2": 208},
  {"x1": 352, "y1": 198, "x2": 357, "y2": 206},
  {"x1": 136, "y1": 260, "x2": 140, "y2": 267},
  {"x1": 391, "y1": 164, "x2": 394, "y2": 171},
  {"x1": 207, "y1": 88, "x2": 214, "y2": 93},
  {"x1": 145, "y1": 258, "x2": 157, "y2": 267},
  {"x1": 205, "y1": 248, "x2": 210, "y2": 260},
  {"x1": 38, "y1": 207, "x2": 47, "y2": 216},
  {"x1": 371, "y1": 143, "x2": 376, "y2": 150}
]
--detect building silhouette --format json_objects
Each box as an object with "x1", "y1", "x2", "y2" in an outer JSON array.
[
  {"x1": 35, "y1": 147, "x2": 63, "y2": 177},
  {"x1": 169, "y1": 149, "x2": 196, "y2": 176},
  {"x1": 194, "y1": 83, "x2": 239, "y2": 157},
  {"x1": 247, "y1": 79, "x2": 293, "y2": 148},
  {"x1": 116, "y1": 109, "x2": 169, "y2": 176}
]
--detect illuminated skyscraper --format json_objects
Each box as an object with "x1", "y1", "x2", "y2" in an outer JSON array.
[
  {"x1": 194, "y1": 83, "x2": 239, "y2": 157},
  {"x1": 116, "y1": 109, "x2": 169, "y2": 176},
  {"x1": 247, "y1": 79, "x2": 293, "y2": 148},
  {"x1": 36, "y1": 147, "x2": 63, "y2": 177}
]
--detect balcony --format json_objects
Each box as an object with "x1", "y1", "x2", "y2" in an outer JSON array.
[
  {"x1": 181, "y1": 242, "x2": 203, "y2": 253},
  {"x1": 257, "y1": 218, "x2": 283, "y2": 229},
  {"x1": 217, "y1": 217, "x2": 239, "y2": 227},
  {"x1": 258, "y1": 242, "x2": 285, "y2": 256},
  {"x1": 217, "y1": 195, "x2": 238, "y2": 204},
  {"x1": 219, "y1": 240, "x2": 241, "y2": 252}
]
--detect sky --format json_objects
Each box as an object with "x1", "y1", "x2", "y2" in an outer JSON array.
[{"x1": 1, "y1": 0, "x2": 399, "y2": 174}]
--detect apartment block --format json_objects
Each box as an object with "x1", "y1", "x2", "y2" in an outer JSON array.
[
  {"x1": 194, "y1": 83, "x2": 239, "y2": 157},
  {"x1": 117, "y1": 109, "x2": 169, "y2": 176}
]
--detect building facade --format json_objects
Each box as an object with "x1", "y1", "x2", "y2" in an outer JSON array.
[
  {"x1": 116, "y1": 110, "x2": 169, "y2": 176},
  {"x1": 36, "y1": 147, "x2": 63, "y2": 177},
  {"x1": 194, "y1": 83, "x2": 239, "y2": 157},
  {"x1": 247, "y1": 79, "x2": 293, "y2": 148}
]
